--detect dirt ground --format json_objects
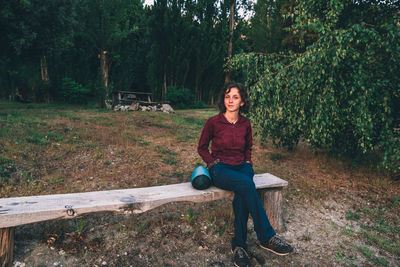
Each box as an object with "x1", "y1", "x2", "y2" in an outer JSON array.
[
  {"x1": 11, "y1": 146, "x2": 400, "y2": 267},
  {"x1": 2, "y1": 106, "x2": 399, "y2": 267}
]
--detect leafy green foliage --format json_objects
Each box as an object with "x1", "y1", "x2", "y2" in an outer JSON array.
[
  {"x1": 146, "y1": 0, "x2": 230, "y2": 102},
  {"x1": 247, "y1": 0, "x2": 288, "y2": 53},
  {"x1": 61, "y1": 78, "x2": 90, "y2": 104},
  {"x1": 166, "y1": 86, "x2": 195, "y2": 109},
  {"x1": 229, "y1": 1, "x2": 400, "y2": 172},
  {"x1": 0, "y1": 0, "x2": 78, "y2": 100},
  {"x1": 79, "y1": 0, "x2": 142, "y2": 98},
  {"x1": 166, "y1": 86, "x2": 206, "y2": 109},
  {"x1": 1, "y1": 0, "x2": 249, "y2": 105}
]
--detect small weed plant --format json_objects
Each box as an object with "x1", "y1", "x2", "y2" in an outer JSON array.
[
  {"x1": 182, "y1": 208, "x2": 197, "y2": 225},
  {"x1": 74, "y1": 218, "x2": 88, "y2": 236},
  {"x1": 137, "y1": 221, "x2": 149, "y2": 234}
]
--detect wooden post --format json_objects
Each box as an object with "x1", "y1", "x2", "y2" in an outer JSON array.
[
  {"x1": 0, "y1": 228, "x2": 14, "y2": 267},
  {"x1": 258, "y1": 188, "x2": 285, "y2": 233}
]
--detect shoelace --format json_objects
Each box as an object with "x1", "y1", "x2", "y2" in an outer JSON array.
[{"x1": 269, "y1": 236, "x2": 288, "y2": 248}]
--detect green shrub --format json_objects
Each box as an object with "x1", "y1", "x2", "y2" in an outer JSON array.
[
  {"x1": 61, "y1": 78, "x2": 90, "y2": 104},
  {"x1": 192, "y1": 101, "x2": 206, "y2": 109},
  {"x1": 166, "y1": 86, "x2": 195, "y2": 109}
]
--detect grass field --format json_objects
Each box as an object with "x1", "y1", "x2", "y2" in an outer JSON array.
[
  {"x1": 1, "y1": 102, "x2": 399, "y2": 266},
  {"x1": 0, "y1": 102, "x2": 216, "y2": 196}
]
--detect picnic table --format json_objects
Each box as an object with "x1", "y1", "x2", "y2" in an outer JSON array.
[{"x1": 112, "y1": 91, "x2": 158, "y2": 106}]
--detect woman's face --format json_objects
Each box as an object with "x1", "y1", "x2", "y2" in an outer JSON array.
[{"x1": 224, "y1": 87, "x2": 244, "y2": 113}]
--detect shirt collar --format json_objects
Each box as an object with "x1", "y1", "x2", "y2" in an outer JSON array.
[{"x1": 218, "y1": 112, "x2": 243, "y2": 124}]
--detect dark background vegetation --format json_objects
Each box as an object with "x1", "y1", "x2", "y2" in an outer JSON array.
[
  {"x1": 1, "y1": 0, "x2": 399, "y2": 171},
  {"x1": 0, "y1": 0, "x2": 308, "y2": 106}
]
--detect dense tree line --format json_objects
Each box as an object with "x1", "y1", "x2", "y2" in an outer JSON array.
[
  {"x1": 0, "y1": 0, "x2": 255, "y2": 105},
  {"x1": 229, "y1": 0, "x2": 400, "y2": 172}
]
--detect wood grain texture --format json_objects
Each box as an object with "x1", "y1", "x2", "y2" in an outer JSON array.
[
  {"x1": 258, "y1": 188, "x2": 285, "y2": 232},
  {"x1": 0, "y1": 227, "x2": 14, "y2": 267},
  {"x1": 0, "y1": 173, "x2": 288, "y2": 228}
]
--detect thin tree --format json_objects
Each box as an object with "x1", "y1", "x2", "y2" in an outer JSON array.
[{"x1": 224, "y1": 0, "x2": 236, "y2": 84}]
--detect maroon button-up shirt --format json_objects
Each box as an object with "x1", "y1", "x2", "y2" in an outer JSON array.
[{"x1": 197, "y1": 113, "x2": 253, "y2": 166}]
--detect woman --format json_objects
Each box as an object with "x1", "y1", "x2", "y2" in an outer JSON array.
[{"x1": 197, "y1": 83, "x2": 293, "y2": 267}]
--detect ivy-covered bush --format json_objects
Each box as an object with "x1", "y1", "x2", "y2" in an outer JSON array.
[
  {"x1": 228, "y1": 1, "x2": 400, "y2": 172},
  {"x1": 60, "y1": 78, "x2": 91, "y2": 104}
]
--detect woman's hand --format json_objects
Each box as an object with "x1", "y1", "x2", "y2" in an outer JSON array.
[{"x1": 207, "y1": 159, "x2": 220, "y2": 170}]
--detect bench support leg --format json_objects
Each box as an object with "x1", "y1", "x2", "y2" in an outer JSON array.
[
  {"x1": 258, "y1": 187, "x2": 285, "y2": 233},
  {"x1": 0, "y1": 227, "x2": 14, "y2": 267}
]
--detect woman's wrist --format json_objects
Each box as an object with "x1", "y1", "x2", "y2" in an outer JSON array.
[{"x1": 207, "y1": 159, "x2": 220, "y2": 170}]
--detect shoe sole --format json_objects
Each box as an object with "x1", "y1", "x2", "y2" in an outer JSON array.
[
  {"x1": 233, "y1": 261, "x2": 251, "y2": 267},
  {"x1": 259, "y1": 244, "x2": 291, "y2": 256},
  {"x1": 232, "y1": 249, "x2": 251, "y2": 267}
]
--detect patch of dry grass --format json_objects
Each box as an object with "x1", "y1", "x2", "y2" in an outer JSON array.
[
  {"x1": 0, "y1": 103, "x2": 216, "y2": 197},
  {"x1": 2, "y1": 102, "x2": 399, "y2": 266},
  {"x1": 1, "y1": 102, "x2": 398, "y2": 200}
]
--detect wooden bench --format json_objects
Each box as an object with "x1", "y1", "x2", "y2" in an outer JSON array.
[{"x1": 0, "y1": 173, "x2": 288, "y2": 266}]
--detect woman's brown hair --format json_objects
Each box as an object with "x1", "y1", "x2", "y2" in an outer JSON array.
[{"x1": 217, "y1": 82, "x2": 250, "y2": 114}]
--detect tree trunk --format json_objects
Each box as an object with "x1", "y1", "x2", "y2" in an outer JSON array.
[
  {"x1": 40, "y1": 55, "x2": 49, "y2": 82},
  {"x1": 39, "y1": 55, "x2": 52, "y2": 102},
  {"x1": 210, "y1": 88, "x2": 215, "y2": 105},
  {"x1": 182, "y1": 60, "x2": 190, "y2": 86},
  {"x1": 225, "y1": 0, "x2": 236, "y2": 84},
  {"x1": 162, "y1": 63, "x2": 167, "y2": 102},
  {"x1": 100, "y1": 49, "x2": 110, "y2": 97},
  {"x1": 195, "y1": 74, "x2": 201, "y2": 101}
]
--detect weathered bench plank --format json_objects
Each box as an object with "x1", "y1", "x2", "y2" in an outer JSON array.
[
  {"x1": 0, "y1": 173, "x2": 287, "y2": 228},
  {"x1": 0, "y1": 173, "x2": 287, "y2": 267}
]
